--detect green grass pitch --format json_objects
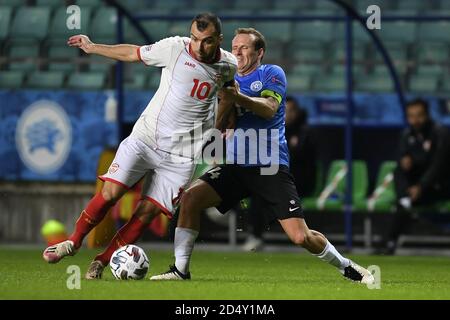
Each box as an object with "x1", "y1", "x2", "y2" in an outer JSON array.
[{"x1": 1, "y1": 247, "x2": 450, "y2": 299}]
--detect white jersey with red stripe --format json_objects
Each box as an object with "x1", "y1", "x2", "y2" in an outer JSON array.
[{"x1": 131, "y1": 36, "x2": 237, "y2": 159}]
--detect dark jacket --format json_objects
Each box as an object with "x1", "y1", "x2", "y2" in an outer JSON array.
[
  {"x1": 398, "y1": 120, "x2": 450, "y2": 191},
  {"x1": 286, "y1": 116, "x2": 318, "y2": 196}
]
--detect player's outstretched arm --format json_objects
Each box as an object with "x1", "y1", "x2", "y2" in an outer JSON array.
[
  {"x1": 67, "y1": 34, "x2": 140, "y2": 62},
  {"x1": 220, "y1": 84, "x2": 280, "y2": 120}
]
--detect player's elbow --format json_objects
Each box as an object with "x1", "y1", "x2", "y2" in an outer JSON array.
[
  {"x1": 125, "y1": 46, "x2": 140, "y2": 62},
  {"x1": 262, "y1": 101, "x2": 279, "y2": 120},
  {"x1": 126, "y1": 52, "x2": 139, "y2": 62}
]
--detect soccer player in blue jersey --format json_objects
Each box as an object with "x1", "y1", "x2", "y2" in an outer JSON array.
[{"x1": 151, "y1": 28, "x2": 375, "y2": 284}]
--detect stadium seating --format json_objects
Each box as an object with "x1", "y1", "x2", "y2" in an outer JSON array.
[
  {"x1": 0, "y1": 6, "x2": 11, "y2": 41},
  {"x1": 153, "y1": 0, "x2": 188, "y2": 11},
  {"x1": 90, "y1": 7, "x2": 117, "y2": 43},
  {"x1": 67, "y1": 72, "x2": 106, "y2": 90},
  {"x1": 438, "y1": 0, "x2": 450, "y2": 10},
  {"x1": 398, "y1": 0, "x2": 427, "y2": 11},
  {"x1": 125, "y1": 62, "x2": 156, "y2": 91},
  {"x1": 292, "y1": 63, "x2": 324, "y2": 76},
  {"x1": 88, "y1": 54, "x2": 115, "y2": 73},
  {"x1": 192, "y1": 0, "x2": 223, "y2": 12},
  {"x1": 330, "y1": 44, "x2": 366, "y2": 63},
  {"x1": 379, "y1": 22, "x2": 417, "y2": 45},
  {"x1": 273, "y1": 0, "x2": 311, "y2": 11},
  {"x1": 148, "y1": 73, "x2": 162, "y2": 90},
  {"x1": 124, "y1": 73, "x2": 148, "y2": 90},
  {"x1": 314, "y1": 74, "x2": 346, "y2": 92},
  {"x1": 231, "y1": 0, "x2": 270, "y2": 11},
  {"x1": 10, "y1": 7, "x2": 50, "y2": 44},
  {"x1": 440, "y1": 76, "x2": 450, "y2": 93},
  {"x1": 417, "y1": 21, "x2": 450, "y2": 43},
  {"x1": 354, "y1": 161, "x2": 397, "y2": 212},
  {"x1": 409, "y1": 75, "x2": 440, "y2": 93},
  {"x1": 287, "y1": 74, "x2": 311, "y2": 92},
  {"x1": 333, "y1": 24, "x2": 368, "y2": 49},
  {"x1": 0, "y1": 70, "x2": 24, "y2": 88},
  {"x1": 8, "y1": 44, "x2": 40, "y2": 71},
  {"x1": 292, "y1": 43, "x2": 326, "y2": 63},
  {"x1": 0, "y1": 0, "x2": 26, "y2": 9},
  {"x1": 121, "y1": 0, "x2": 148, "y2": 11},
  {"x1": 47, "y1": 45, "x2": 79, "y2": 74},
  {"x1": 301, "y1": 164, "x2": 325, "y2": 211},
  {"x1": 303, "y1": 160, "x2": 368, "y2": 211},
  {"x1": 0, "y1": 0, "x2": 448, "y2": 94},
  {"x1": 355, "y1": 74, "x2": 395, "y2": 92},
  {"x1": 76, "y1": 0, "x2": 103, "y2": 9},
  {"x1": 294, "y1": 20, "x2": 334, "y2": 43},
  {"x1": 26, "y1": 71, "x2": 65, "y2": 89},
  {"x1": 330, "y1": 64, "x2": 366, "y2": 77},
  {"x1": 36, "y1": 0, "x2": 60, "y2": 9},
  {"x1": 221, "y1": 17, "x2": 251, "y2": 48},
  {"x1": 140, "y1": 20, "x2": 171, "y2": 43},
  {"x1": 255, "y1": 19, "x2": 293, "y2": 43},
  {"x1": 416, "y1": 44, "x2": 448, "y2": 64},
  {"x1": 48, "y1": 7, "x2": 92, "y2": 44}
]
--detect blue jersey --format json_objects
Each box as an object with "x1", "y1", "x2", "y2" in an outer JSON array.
[{"x1": 226, "y1": 64, "x2": 290, "y2": 167}]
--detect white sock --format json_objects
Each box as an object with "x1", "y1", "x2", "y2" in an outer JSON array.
[
  {"x1": 314, "y1": 240, "x2": 350, "y2": 273},
  {"x1": 174, "y1": 227, "x2": 199, "y2": 275}
]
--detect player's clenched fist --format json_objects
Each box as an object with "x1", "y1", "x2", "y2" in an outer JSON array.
[
  {"x1": 67, "y1": 34, "x2": 94, "y2": 54},
  {"x1": 218, "y1": 81, "x2": 240, "y2": 103}
]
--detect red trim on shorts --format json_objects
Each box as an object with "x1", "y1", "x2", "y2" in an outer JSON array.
[
  {"x1": 98, "y1": 176, "x2": 131, "y2": 190},
  {"x1": 143, "y1": 196, "x2": 173, "y2": 219},
  {"x1": 172, "y1": 187, "x2": 184, "y2": 205}
]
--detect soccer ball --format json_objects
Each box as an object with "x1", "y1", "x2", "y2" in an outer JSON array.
[{"x1": 110, "y1": 245, "x2": 149, "y2": 280}]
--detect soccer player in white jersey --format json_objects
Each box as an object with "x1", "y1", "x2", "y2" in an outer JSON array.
[{"x1": 42, "y1": 13, "x2": 237, "y2": 279}]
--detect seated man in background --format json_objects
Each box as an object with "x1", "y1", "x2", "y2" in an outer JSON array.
[
  {"x1": 284, "y1": 96, "x2": 318, "y2": 198},
  {"x1": 383, "y1": 98, "x2": 450, "y2": 254}
]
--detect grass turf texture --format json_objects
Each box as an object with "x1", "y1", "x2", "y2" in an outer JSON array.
[{"x1": 1, "y1": 247, "x2": 449, "y2": 299}]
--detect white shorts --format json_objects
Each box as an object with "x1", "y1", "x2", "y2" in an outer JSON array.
[{"x1": 100, "y1": 136, "x2": 195, "y2": 218}]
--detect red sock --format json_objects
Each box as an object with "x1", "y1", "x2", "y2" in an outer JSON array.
[
  {"x1": 95, "y1": 215, "x2": 148, "y2": 265},
  {"x1": 69, "y1": 193, "x2": 114, "y2": 249}
]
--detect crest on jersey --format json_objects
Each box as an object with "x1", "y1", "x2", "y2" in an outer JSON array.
[{"x1": 250, "y1": 81, "x2": 263, "y2": 92}]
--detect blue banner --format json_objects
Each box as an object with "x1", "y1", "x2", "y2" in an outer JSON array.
[{"x1": 0, "y1": 90, "x2": 118, "y2": 182}]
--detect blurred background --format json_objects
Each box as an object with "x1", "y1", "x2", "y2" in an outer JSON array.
[{"x1": 1, "y1": 0, "x2": 450, "y2": 255}]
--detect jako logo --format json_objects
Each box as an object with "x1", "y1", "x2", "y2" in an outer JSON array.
[
  {"x1": 185, "y1": 61, "x2": 196, "y2": 68},
  {"x1": 16, "y1": 100, "x2": 72, "y2": 174}
]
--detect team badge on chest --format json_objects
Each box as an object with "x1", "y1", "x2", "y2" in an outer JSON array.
[{"x1": 250, "y1": 80, "x2": 263, "y2": 92}]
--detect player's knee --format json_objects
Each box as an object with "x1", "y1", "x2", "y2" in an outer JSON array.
[
  {"x1": 136, "y1": 201, "x2": 161, "y2": 222},
  {"x1": 101, "y1": 186, "x2": 122, "y2": 204},
  {"x1": 290, "y1": 231, "x2": 306, "y2": 246},
  {"x1": 180, "y1": 189, "x2": 202, "y2": 213},
  {"x1": 102, "y1": 189, "x2": 119, "y2": 203},
  {"x1": 136, "y1": 211, "x2": 159, "y2": 224}
]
